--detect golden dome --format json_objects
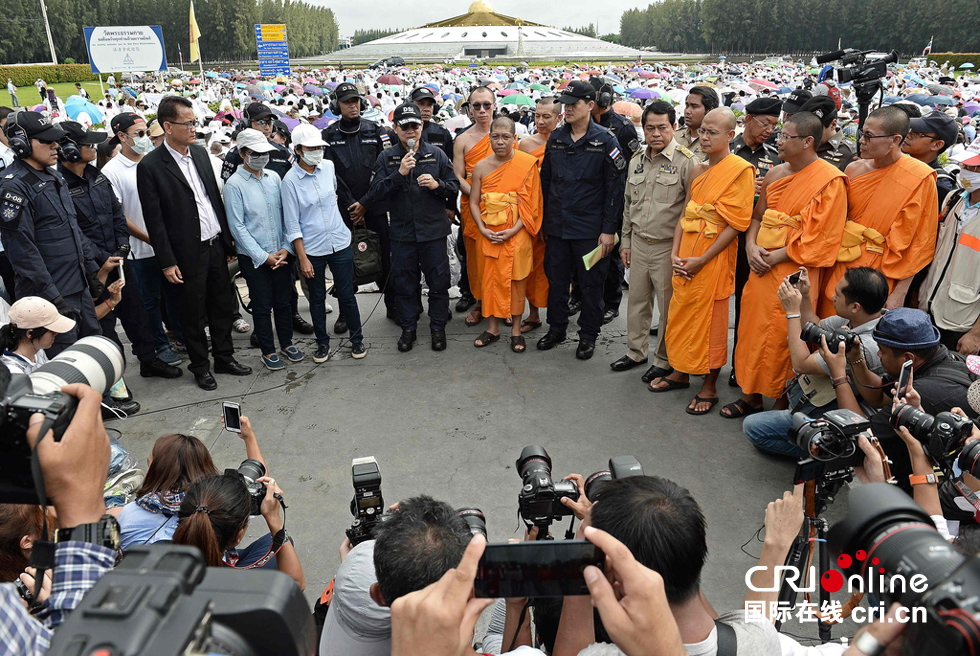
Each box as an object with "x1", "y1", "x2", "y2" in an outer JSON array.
[{"x1": 468, "y1": 0, "x2": 494, "y2": 13}]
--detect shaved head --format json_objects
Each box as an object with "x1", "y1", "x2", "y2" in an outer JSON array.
[
  {"x1": 699, "y1": 107, "x2": 737, "y2": 155},
  {"x1": 786, "y1": 112, "x2": 823, "y2": 144},
  {"x1": 491, "y1": 116, "x2": 516, "y2": 134},
  {"x1": 469, "y1": 86, "x2": 495, "y2": 103},
  {"x1": 704, "y1": 107, "x2": 736, "y2": 131},
  {"x1": 868, "y1": 106, "x2": 910, "y2": 139}
]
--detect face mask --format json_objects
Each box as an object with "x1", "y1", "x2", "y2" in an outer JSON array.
[
  {"x1": 245, "y1": 153, "x2": 269, "y2": 171},
  {"x1": 131, "y1": 135, "x2": 153, "y2": 155},
  {"x1": 958, "y1": 169, "x2": 980, "y2": 191},
  {"x1": 302, "y1": 149, "x2": 323, "y2": 166}
]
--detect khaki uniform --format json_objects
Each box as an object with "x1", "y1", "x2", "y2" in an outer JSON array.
[
  {"x1": 816, "y1": 130, "x2": 856, "y2": 172},
  {"x1": 622, "y1": 139, "x2": 696, "y2": 366},
  {"x1": 674, "y1": 126, "x2": 704, "y2": 160}
]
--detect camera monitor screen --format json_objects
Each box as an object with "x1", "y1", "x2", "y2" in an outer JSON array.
[{"x1": 474, "y1": 540, "x2": 604, "y2": 598}]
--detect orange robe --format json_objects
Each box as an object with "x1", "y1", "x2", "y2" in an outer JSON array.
[
  {"x1": 665, "y1": 154, "x2": 754, "y2": 375},
  {"x1": 734, "y1": 160, "x2": 848, "y2": 398},
  {"x1": 478, "y1": 151, "x2": 543, "y2": 318},
  {"x1": 524, "y1": 142, "x2": 549, "y2": 308},
  {"x1": 461, "y1": 133, "x2": 493, "y2": 301},
  {"x1": 817, "y1": 156, "x2": 938, "y2": 315}
]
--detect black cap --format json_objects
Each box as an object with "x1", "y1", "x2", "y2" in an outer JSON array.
[
  {"x1": 558, "y1": 80, "x2": 597, "y2": 104},
  {"x1": 798, "y1": 97, "x2": 838, "y2": 127},
  {"x1": 244, "y1": 102, "x2": 275, "y2": 122},
  {"x1": 334, "y1": 82, "x2": 360, "y2": 103},
  {"x1": 4, "y1": 111, "x2": 66, "y2": 142},
  {"x1": 909, "y1": 111, "x2": 959, "y2": 153},
  {"x1": 108, "y1": 113, "x2": 144, "y2": 146},
  {"x1": 392, "y1": 102, "x2": 423, "y2": 127},
  {"x1": 782, "y1": 89, "x2": 813, "y2": 115},
  {"x1": 60, "y1": 121, "x2": 107, "y2": 145},
  {"x1": 745, "y1": 97, "x2": 782, "y2": 117},
  {"x1": 411, "y1": 86, "x2": 438, "y2": 103}
]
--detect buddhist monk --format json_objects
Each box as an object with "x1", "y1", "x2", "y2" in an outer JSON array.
[
  {"x1": 517, "y1": 97, "x2": 561, "y2": 332},
  {"x1": 726, "y1": 112, "x2": 849, "y2": 417},
  {"x1": 468, "y1": 117, "x2": 543, "y2": 353},
  {"x1": 649, "y1": 108, "x2": 754, "y2": 415},
  {"x1": 817, "y1": 106, "x2": 938, "y2": 316},
  {"x1": 454, "y1": 86, "x2": 496, "y2": 326}
]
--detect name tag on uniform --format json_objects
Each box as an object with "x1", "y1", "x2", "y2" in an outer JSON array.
[
  {"x1": 585, "y1": 139, "x2": 605, "y2": 154},
  {"x1": 418, "y1": 153, "x2": 436, "y2": 163},
  {"x1": 387, "y1": 154, "x2": 402, "y2": 165},
  {"x1": 69, "y1": 186, "x2": 84, "y2": 197},
  {"x1": 658, "y1": 163, "x2": 677, "y2": 175}
]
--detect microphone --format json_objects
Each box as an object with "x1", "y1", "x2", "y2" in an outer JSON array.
[
  {"x1": 406, "y1": 139, "x2": 416, "y2": 181},
  {"x1": 406, "y1": 138, "x2": 416, "y2": 151}
]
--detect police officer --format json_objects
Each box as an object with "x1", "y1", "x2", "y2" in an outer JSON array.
[
  {"x1": 323, "y1": 82, "x2": 396, "y2": 326},
  {"x1": 410, "y1": 86, "x2": 455, "y2": 165},
  {"x1": 0, "y1": 111, "x2": 104, "y2": 355},
  {"x1": 798, "y1": 96, "x2": 857, "y2": 173},
  {"x1": 56, "y1": 121, "x2": 181, "y2": 380},
  {"x1": 365, "y1": 103, "x2": 459, "y2": 353},
  {"x1": 537, "y1": 80, "x2": 628, "y2": 360}
]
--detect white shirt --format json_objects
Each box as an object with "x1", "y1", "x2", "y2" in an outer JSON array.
[
  {"x1": 2, "y1": 349, "x2": 49, "y2": 375},
  {"x1": 101, "y1": 152, "x2": 155, "y2": 260},
  {"x1": 0, "y1": 142, "x2": 14, "y2": 170},
  {"x1": 164, "y1": 140, "x2": 222, "y2": 241}
]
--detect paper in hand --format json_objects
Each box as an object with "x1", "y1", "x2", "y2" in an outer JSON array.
[{"x1": 582, "y1": 234, "x2": 620, "y2": 271}]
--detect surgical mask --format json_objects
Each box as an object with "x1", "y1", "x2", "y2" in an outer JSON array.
[
  {"x1": 958, "y1": 168, "x2": 980, "y2": 191},
  {"x1": 245, "y1": 153, "x2": 269, "y2": 171},
  {"x1": 131, "y1": 134, "x2": 153, "y2": 155},
  {"x1": 301, "y1": 149, "x2": 323, "y2": 166}
]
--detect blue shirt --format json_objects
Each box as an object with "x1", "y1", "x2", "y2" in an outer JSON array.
[
  {"x1": 282, "y1": 160, "x2": 351, "y2": 257},
  {"x1": 118, "y1": 502, "x2": 180, "y2": 551},
  {"x1": 223, "y1": 166, "x2": 293, "y2": 266}
]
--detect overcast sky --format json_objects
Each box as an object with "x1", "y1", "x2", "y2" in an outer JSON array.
[{"x1": 321, "y1": 0, "x2": 642, "y2": 36}]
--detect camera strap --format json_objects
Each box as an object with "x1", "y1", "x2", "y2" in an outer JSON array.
[
  {"x1": 28, "y1": 414, "x2": 58, "y2": 601},
  {"x1": 953, "y1": 480, "x2": 980, "y2": 523},
  {"x1": 224, "y1": 494, "x2": 288, "y2": 570}
]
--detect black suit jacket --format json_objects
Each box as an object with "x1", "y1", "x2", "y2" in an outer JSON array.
[{"x1": 136, "y1": 142, "x2": 234, "y2": 275}]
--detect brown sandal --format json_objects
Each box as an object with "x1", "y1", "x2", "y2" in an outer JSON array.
[
  {"x1": 511, "y1": 335, "x2": 526, "y2": 353},
  {"x1": 520, "y1": 319, "x2": 542, "y2": 333},
  {"x1": 474, "y1": 331, "x2": 500, "y2": 347}
]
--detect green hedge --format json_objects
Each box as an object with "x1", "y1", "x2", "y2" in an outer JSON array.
[
  {"x1": 927, "y1": 53, "x2": 980, "y2": 70},
  {"x1": 0, "y1": 64, "x2": 97, "y2": 87}
]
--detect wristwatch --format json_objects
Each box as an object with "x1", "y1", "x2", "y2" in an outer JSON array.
[
  {"x1": 909, "y1": 473, "x2": 940, "y2": 486},
  {"x1": 55, "y1": 514, "x2": 121, "y2": 550}
]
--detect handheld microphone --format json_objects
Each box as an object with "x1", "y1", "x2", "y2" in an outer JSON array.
[
  {"x1": 406, "y1": 139, "x2": 416, "y2": 181},
  {"x1": 407, "y1": 138, "x2": 416, "y2": 151}
]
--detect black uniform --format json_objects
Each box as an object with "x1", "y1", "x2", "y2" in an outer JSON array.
[
  {"x1": 0, "y1": 160, "x2": 101, "y2": 353},
  {"x1": 540, "y1": 121, "x2": 628, "y2": 343},
  {"x1": 59, "y1": 162, "x2": 157, "y2": 365},
  {"x1": 815, "y1": 131, "x2": 856, "y2": 173},
  {"x1": 366, "y1": 141, "x2": 459, "y2": 331}
]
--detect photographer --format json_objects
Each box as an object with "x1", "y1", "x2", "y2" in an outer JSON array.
[
  {"x1": 742, "y1": 267, "x2": 887, "y2": 459},
  {"x1": 1, "y1": 297, "x2": 77, "y2": 375},
  {"x1": 172, "y1": 471, "x2": 305, "y2": 590}
]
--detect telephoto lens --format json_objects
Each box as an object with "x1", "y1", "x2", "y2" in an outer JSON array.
[
  {"x1": 584, "y1": 471, "x2": 611, "y2": 503},
  {"x1": 235, "y1": 459, "x2": 267, "y2": 516},
  {"x1": 30, "y1": 335, "x2": 126, "y2": 396},
  {"x1": 457, "y1": 508, "x2": 487, "y2": 538}
]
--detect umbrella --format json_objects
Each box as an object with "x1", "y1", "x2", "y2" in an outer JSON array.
[
  {"x1": 442, "y1": 93, "x2": 462, "y2": 101},
  {"x1": 246, "y1": 84, "x2": 263, "y2": 96},
  {"x1": 303, "y1": 84, "x2": 323, "y2": 96},
  {"x1": 778, "y1": 86, "x2": 792, "y2": 94},
  {"x1": 500, "y1": 94, "x2": 533, "y2": 106},
  {"x1": 234, "y1": 83, "x2": 246, "y2": 89},
  {"x1": 274, "y1": 84, "x2": 286, "y2": 92},
  {"x1": 205, "y1": 71, "x2": 218, "y2": 78},
  {"x1": 906, "y1": 93, "x2": 932, "y2": 105},
  {"x1": 923, "y1": 95, "x2": 955, "y2": 106},
  {"x1": 961, "y1": 63, "x2": 975, "y2": 69},
  {"x1": 639, "y1": 72, "x2": 656, "y2": 79},
  {"x1": 365, "y1": 95, "x2": 381, "y2": 108},
  {"x1": 312, "y1": 116, "x2": 332, "y2": 130},
  {"x1": 530, "y1": 84, "x2": 548, "y2": 91},
  {"x1": 927, "y1": 83, "x2": 957, "y2": 96},
  {"x1": 498, "y1": 89, "x2": 519, "y2": 96},
  {"x1": 324, "y1": 81, "x2": 338, "y2": 88},
  {"x1": 749, "y1": 78, "x2": 779, "y2": 91},
  {"x1": 189, "y1": 78, "x2": 201, "y2": 84},
  {"x1": 256, "y1": 81, "x2": 274, "y2": 90},
  {"x1": 557, "y1": 80, "x2": 570, "y2": 90},
  {"x1": 64, "y1": 96, "x2": 103, "y2": 123},
  {"x1": 170, "y1": 79, "x2": 183, "y2": 86},
  {"x1": 506, "y1": 82, "x2": 527, "y2": 89},
  {"x1": 279, "y1": 117, "x2": 300, "y2": 131},
  {"x1": 613, "y1": 100, "x2": 641, "y2": 118},
  {"x1": 290, "y1": 81, "x2": 303, "y2": 90},
  {"x1": 304, "y1": 77, "x2": 317, "y2": 83},
  {"x1": 378, "y1": 74, "x2": 404, "y2": 85},
  {"x1": 219, "y1": 72, "x2": 232, "y2": 78},
  {"x1": 629, "y1": 88, "x2": 659, "y2": 100},
  {"x1": 964, "y1": 101, "x2": 980, "y2": 113}
]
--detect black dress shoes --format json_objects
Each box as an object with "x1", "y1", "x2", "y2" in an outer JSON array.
[
  {"x1": 292, "y1": 313, "x2": 314, "y2": 335},
  {"x1": 567, "y1": 297, "x2": 582, "y2": 315},
  {"x1": 602, "y1": 308, "x2": 620, "y2": 324},
  {"x1": 431, "y1": 329, "x2": 447, "y2": 351},
  {"x1": 398, "y1": 329, "x2": 417, "y2": 352},
  {"x1": 334, "y1": 314, "x2": 348, "y2": 335},
  {"x1": 610, "y1": 355, "x2": 647, "y2": 372},
  {"x1": 455, "y1": 293, "x2": 476, "y2": 312},
  {"x1": 195, "y1": 372, "x2": 217, "y2": 391},
  {"x1": 537, "y1": 331, "x2": 567, "y2": 350},
  {"x1": 140, "y1": 358, "x2": 183, "y2": 378},
  {"x1": 729, "y1": 370, "x2": 739, "y2": 387},
  {"x1": 215, "y1": 360, "x2": 252, "y2": 376},
  {"x1": 102, "y1": 397, "x2": 141, "y2": 420},
  {"x1": 641, "y1": 365, "x2": 673, "y2": 384},
  {"x1": 576, "y1": 340, "x2": 596, "y2": 360}
]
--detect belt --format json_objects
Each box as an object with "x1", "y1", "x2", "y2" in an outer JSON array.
[
  {"x1": 482, "y1": 191, "x2": 518, "y2": 227},
  {"x1": 837, "y1": 220, "x2": 884, "y2": 263},
  {"x1": 757, "y1": 209, "x2": 802, "y2": 250},
  {"x1": 202, "y1": 234, "x2": 221, "y2": 246},
  {"x1": 680, "y1": 201, "x2": 726, "y2": 237}
]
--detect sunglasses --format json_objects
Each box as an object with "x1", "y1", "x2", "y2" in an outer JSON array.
[
  {"x1": 126, "y1": 129, "x2": 148, "y2": 138},
  {"x1": 471, "y1": 102, "x2": 493, "y2": 111}
]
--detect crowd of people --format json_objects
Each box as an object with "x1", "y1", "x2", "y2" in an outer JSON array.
[{"x1": 1, "y1": 53, "x2": 980, "y2": 655}]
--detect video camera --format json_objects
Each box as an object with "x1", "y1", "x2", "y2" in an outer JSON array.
[
  {"x1": 48, "y1": 544, "x2": 315, "y2": 656},
  {"x1": 346, "y1": 456, "x2": 387, "y2": 546},
  {"x1": 0, "y1": 336, "x2": 125, "y2": 504},
  {"x1": 891, "y1": 404, "x2": 976, "y2": 476},
  {"x1": 829, "y1": 483, "x2": 980, "y2": 654},
  {"x1": 789, "y1": 409, "x2": 871, "y2": 482}
]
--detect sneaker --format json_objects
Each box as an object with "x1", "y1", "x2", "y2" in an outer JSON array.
[
  {"x1": 233, "y1": 318, "x2": 251, "y2": 333},
  {"x1": 351, "y1": 342, "x2": 367, "y2": 359},
  {"x1": 173, "y1": 340, "x2": 187, "y2": 353},
  {"x1": 325, "y1": 301, "x2": 334, "y2": 314},
  {"x1": 314, "y1": 345, "x2": 331, "y2": 363},
  {"x1": 156, "y1": 346, "x2": 181, "y2": 365},
  {"x1": 262, "y1": 353, "x2": 285, "y2": 370},
  {"x1": 281, "y1": 345, "x2": 305, "y2": 362}
]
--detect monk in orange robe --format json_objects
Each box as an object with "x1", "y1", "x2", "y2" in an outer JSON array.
[
  {"x1": 727, "y1": 112, "x2": 849, "y2": 416},
  {"x1": 454, "y1": 87, "x2": 496, "y2": 326},
  {"x1": 468, "y1": 118, "x2": 543, "y2": 353},
  {"x1": 650, "y1": 108, "x2": 754, "y2": 415},
  {"x1": 817, "y1": 106, "x2": 938, "y2": 316},
  {"x1": 517, "y1": 97, "x2": 561, "y2": 332}
]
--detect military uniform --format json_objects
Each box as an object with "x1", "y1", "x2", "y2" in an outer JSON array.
[
  {"x1": 816, "y1": 131, "x2": 856, "y2": 172},
  {"x1": 674, "y1": 125, "x2": 704, "y2": 160},
  {"x1": 621, "y1": 140, "x2": 696, "y2": 368}
]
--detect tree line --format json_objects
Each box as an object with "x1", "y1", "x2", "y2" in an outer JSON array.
[
  {"x1": 0, "y1": 0, "x2": 338, "y2": 66},
  {"x1": 352, "y1": 29, "x2": 399, "y2": 47},
  {"x1": 620, "y1": 0, "x2": 980, "y2": 55}
]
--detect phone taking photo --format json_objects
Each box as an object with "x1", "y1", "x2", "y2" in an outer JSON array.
[
  {"x1": 896, "y1": 360, "x2": 913, "y2": 400},
  {"x1": 787, "y1": 270, "x2": 801, "y2": 286},
  {"x1": 222, "y1": 402, "x2": 242, "y2": 433},
  {"x1": 474, "y1": 539, "x2": 605, "y2": 598}
]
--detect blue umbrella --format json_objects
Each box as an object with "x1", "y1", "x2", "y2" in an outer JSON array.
[
  {"x1": 604, "y1": 73, "x2": 622, "y2": 82},
  {"x1": 442, "y1": 93, "x2": 462, "y2": 100},
  {"x1": 234, "y1": 83, "x2": 246, "y2": 89},
  {"x1": 923, "y1": 95, "x2": 955, "y2": 106},
  {"x1": 905, "y1": 93, "x2": 931, "y2": 105},
  {"x1": 778, "y1": 86, "x2": 792, "y2": 94},
  {"x1": 205, "y1": 71, "x2": 218, "y2": 78},
  {"x1": 64, "y1": 96, "x2": 104, "y2": 123},
  {"x1": 961, "y1": 63, "x2": 975, "y2": 69},
  {"x1": 883, "y1": 96, "x2": 903, "y2": 105},
  {"x1": 219, "y1": 72, "x2": 232, "y2": 78}
]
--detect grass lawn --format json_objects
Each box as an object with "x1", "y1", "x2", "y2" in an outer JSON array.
[{"x1": 1, "y1": 81, "x2": 106, "y2": 108}]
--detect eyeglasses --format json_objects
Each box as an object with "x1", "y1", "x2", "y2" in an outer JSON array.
[
  {"x1": 907, "y1": 131, "x2": 938, "y2": 141},
  {"x1": 251, "y1": 119, "x2": 272, "y2": 127},
  {"x1": 775, "y1": 133, "x2": 806, "y2": 143},
  {"x1": 471, "y1": 102, "x2": 493, "y2": 111},
  {"x1": 749, "y1": 115, "x2": 778, "y2": 131},
  {"x1": 857, "y1": 130, "x2": 898, "y2": 142},
  {"x1": 167, "y1": 119, "x2": 199, "y2": 130},
  {"x1": 126, "y1": 129, "x2": 148, "y2": 138},
  {"x1": 696, "y1": 128, "x2": 723, "y2": 137}
]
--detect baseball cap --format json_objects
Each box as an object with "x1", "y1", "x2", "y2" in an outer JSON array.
[
  {"x1": 4, "y1": 111, "x2": 66, "y2": 142},
  {"x1": 953, "y1": 135, "x2": 980, "y2": 166},
  {"x1": 782, "y1": 89, "x2": 813, "y2": 115},
  {"x1": 318, "y1": 541, "x2": 391, "y2": 656},
  {"x1": 244, "y1": 102, "x2": 275, "y2": 122},
  {"x1": 744, "y1": 97, "x2": 782, "y2": 117},
  {"x1": 798, "y1": 96, "x2": 838, "y2": 127},
  {"x1": 392, "y1": 103, "x2": 423, "y2": 127},
  {"x1": 7, "y1": 296, "x2": 76, "y2": 334},
  {"x1": 909, "y1": 111, "x2": 959, "y2": 154},
  {"x1": 411, "y1": 86, "x2": 437, "y2": 103},
  {"x1": 335, "y1": 82, "x2": 360, "y2": 103},
  {"x1": 235, "y1": 128, "x2": 276, "y2": 154},
  {"x1": 291, "y1": 123, "x2": 328, "y2": 148},
  {"x1": 558, "y1": 80, "x2": 597, "y2": 104},
  {"x1": 146, "y1": 119, "x2": 164, "y2": 137},
  {"x1": 108, "y1": 113, "x2": 145, "y2": 146},
  {"x1": 872, "y1": 308, "x2": 941, "y2": 351},
  {"x1": 60, "y1": 121, "x2": 107, "y2": 145}
]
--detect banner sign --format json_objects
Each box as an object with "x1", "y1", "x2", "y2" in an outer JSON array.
[
  {"x1": 256, "y1": 24, "x2": 290, "y2": 76},
  {"x1": 84, "y1": 26, "x2": 167, "y2": 74}
]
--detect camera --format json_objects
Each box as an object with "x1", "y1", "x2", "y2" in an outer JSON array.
[
  {"x1": 891, "y1": 404, "x2": 975, "y2": 474},
  {"x1": 48, "y1": 544, "x2": 315, "y2": 656},
  {"x1": 517, "y1": 446, "x2": 580, "y2": 532},
  {"x1": 458, "y1": 507, "x2": 487, "y2": 538},
  {"x1": 226, "y1": 459, "x2": 267, "y2": 516},
  {"x1": 346, "y1": 456, "x2": 386, "y2": 546},
  {"x1": 0, "y1": 336, "x2": 125, "y2": 504},
  {"x1": 584, "y1": 455, "x2": 645, "y2": 503},
  {"x1": 788, "y1": 409, "x2": 870, "y2": 479},
  {"x1": 829, "y1": 483, "x2": 980, "y2": 655},
  {"x1": 800, "y1": 321, "x2": 857, "y2": 354}
]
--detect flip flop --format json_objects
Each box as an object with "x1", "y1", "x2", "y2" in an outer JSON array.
[
  {"x1": 685, "y1": 395, "x2": 719, "y2": 415},
  {"x1": 511, "y1": 335, "x2": 526, "y2": 353},
  {"x1": 648, "y1": 377, "x2": 691, "y2": 393},
  {"x1": 719, "y1": 398, "x2": 763, "y2": 419},
  {"x1": 504, "y1": 318, "x2": 513, "y2": 327},
  {"x1": 520, "y1": 319, "x2": 542, "y2": 333},
  {"x1": 464, "y1": 311, "x2": 484, "y2": 327},
  {"x1": 474, "y1": 331, "x2": 500, "y2": 348}
]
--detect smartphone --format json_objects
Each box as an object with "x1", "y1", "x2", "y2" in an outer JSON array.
[
  {"x1": 896, "y1": 360, "x2": 913, "y2": 400},
  {"x1": 787, "y1": 270, "x2": 801, "y2": 286},
  {"x1": 222, "y1": 402, "x2": 242, "y2": 433},
  {"x1": 474, "y1": 539, "x2": 605, "y2": 598}
]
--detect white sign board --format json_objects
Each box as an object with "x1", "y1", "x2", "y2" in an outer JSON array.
[{"x1": 84, "y1": 26, "x2": 167, "y2": 74}]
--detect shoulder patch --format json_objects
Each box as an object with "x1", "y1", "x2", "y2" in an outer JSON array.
[
  {"x1": 1, "y1": 189, "x2": 26, "y2": 225},
  {"x1": 678, "y1": 145, "x2": 695, "y2": 159}
]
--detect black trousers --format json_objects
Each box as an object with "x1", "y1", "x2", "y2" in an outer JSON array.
[
  {"x1": 730, "y1": 233, "x2": 750, "y2": 370},
  {"x1": 0, "y1": 252, "x2": 15, "y2": 303},
  {"x1": 49, "y1": 290, "x2": 101, "y2": 357},
  {"x1": 456, "y1": 229, "x2": 470, "y2": 297},
  {"x1": 570, "y1": 240, "x2": 624, "y2": 310},
  {"x1": 178, "y1": 239, "x2": 237, "y2": 376},
  {"x1": 391, "y1": 238, "x2": 449, "y2": 331},
  {"x1": 98, "y1": 261, "x2": 157, "y2": 364},
  {"x1": 544, "y1": 236, "x2": 611, "y2": 342}
]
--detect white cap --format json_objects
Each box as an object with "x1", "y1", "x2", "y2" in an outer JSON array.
[
  {"x1": 291, "y1": 123, "x2": 327, "y2": 148},
  {"x1": 954, "y1": 135, "x2": 980, "y2": 166},
  {"x1": 7, "y1": 296, "x2": 76, "y2": 334},
  {"x1": 235, "y1": 128, "x2": 276, "y2": 153}
]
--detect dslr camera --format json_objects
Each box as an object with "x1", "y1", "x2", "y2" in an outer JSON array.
[
  {"x1": 583, "y1": 456, "x2": 646, "y2": 503},
  {"x1": 0, "y1": 336, "x2": 125, "y2": 504},
  {"x1": 225, "y1": 459, "x2": 267, "y2": 516},
  {"x1": 891, "y1": 403, "x2": 976, "y2": 475},
  {"x1": 800, "y1": 321, "x2": 857, "y2": 354},
  {"x1": 517, "y1": 446, "x2": 580, "y2": 533},
  {"x1": 346, "y1": 456, "x2": 387, "y2": 546},
  {"x1": 788, "y1": 409, "x2": 871, "y2": 480}
]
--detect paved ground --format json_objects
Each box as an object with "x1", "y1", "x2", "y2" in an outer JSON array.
[{"x1": 112, "y1": 288, "x2": 857, "y2": 646}]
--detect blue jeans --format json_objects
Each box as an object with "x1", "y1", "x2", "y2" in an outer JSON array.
[
  {"x1": 238, "y1": 253, "x2": 293, "y2": 356},
  {"x1": 231, "y1": 532, "x2": 294, "y2": 570},
  {"x1": 130, "y1": 256, "x2": 184, "y2": 351},
  {"x1": 306, "y1": 246, "x2": 362, "y2": 346},
  {"x1": 742, "y1": 382, "x2": 838, "y2": 459}
]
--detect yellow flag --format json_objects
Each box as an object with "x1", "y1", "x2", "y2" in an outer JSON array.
[{"x1": 189, "y1": 0, "x2": 202, "y2": 62}]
